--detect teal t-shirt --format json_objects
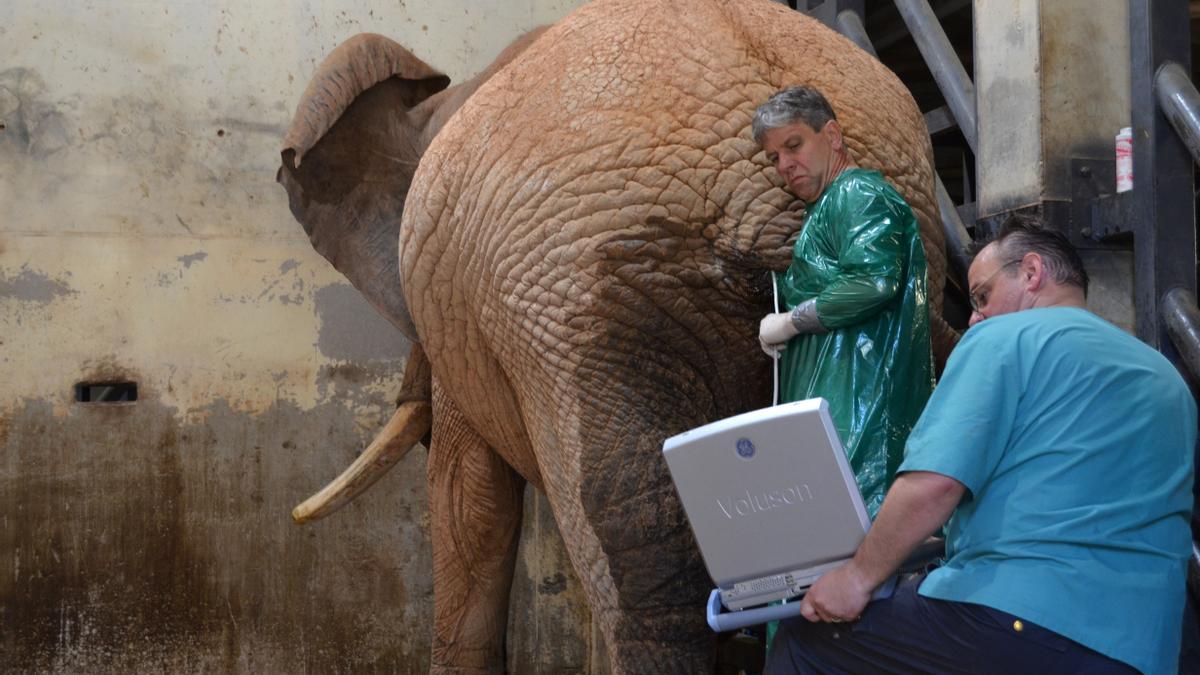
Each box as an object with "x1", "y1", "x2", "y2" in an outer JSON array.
[{"x1": 900, "y1": 308, "x2": 1195, "y2": 674}]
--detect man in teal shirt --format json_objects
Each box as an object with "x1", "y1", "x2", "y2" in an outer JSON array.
[{"x1": 768, "y1": 217, "x2": 1195, "y2": 674}]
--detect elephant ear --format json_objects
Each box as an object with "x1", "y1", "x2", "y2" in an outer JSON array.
[
  {"x1": 278, "y1": 34, "x2": 450, "y2": 341},
  {"x1": 283, "y1": 33, "x2": 449, "y2": 167}
]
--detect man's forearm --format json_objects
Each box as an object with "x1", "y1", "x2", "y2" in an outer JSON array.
[
  {"x1": 809, "y1": 274, "x2": 901, "y2": 329},
  {"x1": 847, "y1": 471, "x2": 964, "y2": 589}
]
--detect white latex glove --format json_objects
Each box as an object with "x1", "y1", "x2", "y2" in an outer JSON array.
[{"x1": 759, "y1": 312, "x2": 799, "y2": 357}]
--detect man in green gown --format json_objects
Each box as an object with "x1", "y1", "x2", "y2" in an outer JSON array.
[{"x1": 754, "y1": 86, "x2": 934, "y2": 517}]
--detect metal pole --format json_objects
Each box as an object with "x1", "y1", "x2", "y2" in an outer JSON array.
[
  {"x1": 1129, "y1": 0, "x2": 1195, "y2": 353},
  {"x1": 835, "y1": 9, "x2": 877, "y2": 57},
  {"x1": 935, "y1": 178, "x2": 973, "y2": 283},
  {"x1": 1162, "y1": 288, "x2": 1200, "y2": 383},
  {"x1": 891, "y1": 0, "x2": 977, "y2": 153},
  {"x1": 1155, "y1": 61, "x2": 1200, "y2": 167}
]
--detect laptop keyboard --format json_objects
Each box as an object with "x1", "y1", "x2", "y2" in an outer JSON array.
[{"x1": 738, "y1": 574, "x2": 791, "y2": 595}]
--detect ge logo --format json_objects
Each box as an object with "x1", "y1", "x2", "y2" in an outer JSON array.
[{"x1": 736, "y1": 438, "x2": 755, "y2": 459}]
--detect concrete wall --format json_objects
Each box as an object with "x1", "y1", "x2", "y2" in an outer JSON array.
[
  {"x1": 0, "y1": 1, "x2": 593, "y2": 671},
  {"x1": 974, "y1": 0, "x2": 1042, "y2": 217},
  {"x1": 975, "y1": 0, "x2": 1131, "y2": 216},
  {"x1": 974, "y1": 0, "x2": 1134, "y2": 332}
]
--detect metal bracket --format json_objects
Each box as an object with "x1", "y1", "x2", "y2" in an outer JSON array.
[
  {"x1": 925, "y1": 105, "x2": 957, "y2": 136},
  {"x1": 1069, "y1": 157, "x2": 1132, "y2": 249}
]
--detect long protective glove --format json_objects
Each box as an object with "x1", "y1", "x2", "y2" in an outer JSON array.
[{"x1": 758, "y1": 299, "x2": 827, "y2": 357}]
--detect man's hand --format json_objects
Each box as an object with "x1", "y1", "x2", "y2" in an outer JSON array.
[
  {"x1": 799, "y1": 563, "x2": 872, "y2": 623},
  {"x1": 759, "y1": 312, "x2": 799, "y2": 356},
  {"x1": 796, "y1": 472, "x2": 965, "y2": 623}
]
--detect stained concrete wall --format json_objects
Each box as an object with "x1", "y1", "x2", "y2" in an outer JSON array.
[
  {"x1": 0, "y1": 1, "x2": 594, "y2": 672},
  {"x1": 974, "y1": 0, "x2": 1134, "y2": 332},
  {"x1": 975, "y1": 0, "x2": 1131, "y2": 216}
]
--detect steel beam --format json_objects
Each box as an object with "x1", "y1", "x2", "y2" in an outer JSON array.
[
  {"x1": 892, "y1": 0, "x2": 977, "y2": 153},
  {"x1": 835, "y1": 9, "x2": 877, "y2": 57},
  {"x1": 924, "y1": 105, "x2": 956, "y2": 136},
  {"x1": 1164, "y1": 288, "x2": 1200, "y2": 383},
  {"x1": 1129, "y1": 0, "x2": 1196, "y2": 353},
  {"x1": 799, "y1": 0, "x2": 865, "y2": 32},
  {"x1": 872, "y1": 0, "x2": 971, "y2": 51},
  {"x1": 935, "y1": 178, "x2": 973, "y2": 284}
]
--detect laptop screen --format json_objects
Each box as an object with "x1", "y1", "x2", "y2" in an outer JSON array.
[{"x1": 663, "y1": 398, "x2": 870, "y2": 588}]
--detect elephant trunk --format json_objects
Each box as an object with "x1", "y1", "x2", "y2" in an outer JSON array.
[
  {"x1": 282, "y1": 33, "x2": 449, "y2": 168},
  {"x1": 293, "y1": 344, "x2": 434, "y2": 523}
]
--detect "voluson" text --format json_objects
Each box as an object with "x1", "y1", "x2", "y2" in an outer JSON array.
[{"x1": 716, "y1": 484, "x2": 814, "y2": 519}]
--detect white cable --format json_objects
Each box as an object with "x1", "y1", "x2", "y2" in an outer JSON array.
[
  {"x1": 772, "y1": 271, "x2": 780, "y2": 407},
  {"x1": 771, "y1": 271, "x2": 785, "y2": 614}
]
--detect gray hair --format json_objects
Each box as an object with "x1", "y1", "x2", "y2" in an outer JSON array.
[
  {"x1": 972, "y1": 213, "x2": 1090, "y2": 296},
  {"x1": 751, "y1": 86, "x2": 838, "y2": 144}
]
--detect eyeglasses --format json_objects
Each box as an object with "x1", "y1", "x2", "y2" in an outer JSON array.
[{"x1": 969, "y1": 260, "x2": 1021, "y2": 311}]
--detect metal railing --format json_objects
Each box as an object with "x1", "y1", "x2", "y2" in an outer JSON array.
[
  {"x1": 1156, "y1": 61, "x2": 1200, "y2": 167},
  {"x1": 1163, "y1": 288, "x2": 1200, "y2": 606},
  {"x1": 834, "y1": 9, "x2": 875, "y2": 56},
  {"x1": 892, "y1": 0, "x2": 978, "y2": 153},
  {"x1": 1162, "y1": 288, "x2": 1200, "y2": 383}
]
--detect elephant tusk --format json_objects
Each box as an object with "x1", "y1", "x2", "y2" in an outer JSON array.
[{"x1": 292, "y1": 399, "x2": 432, "y2": 524}]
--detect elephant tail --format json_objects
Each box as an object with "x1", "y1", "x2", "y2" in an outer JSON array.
[
  {"x1": 930, "y1": 312, "x2": 961, "y2": 372},
  {"x1": 292, "y1": 343, "x2": 433, "y2": 524}
]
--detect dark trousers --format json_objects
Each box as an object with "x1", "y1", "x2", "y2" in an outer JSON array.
[{"x1": 765, "y1": 574, "x2": 1138, "y2": 675}]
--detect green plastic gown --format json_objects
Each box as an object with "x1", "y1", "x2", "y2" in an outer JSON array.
[{"x1": 777, "y1": 168, "x2": 934, "y2": 517}]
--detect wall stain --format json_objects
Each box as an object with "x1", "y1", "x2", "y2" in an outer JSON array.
[
  {"x1": 314, "y1": 361, "x2": 393, "y2": 407},
  {"x1": 0, "y1": 356, "x2": 597, "y2": 670},
  {"x1": 177, "y1": 251, "x2": 208, "y2": 268},
  {"x1": 0, "y1": 388, "x2": 433, "y2": 672},
  {"x1": 537, "y1": 571, "x2": 567, "y2": 595},
  {"x1": 275, "y1": 267, "x2": 305, "y2": 305},
  {"x1": 0, "y1": 265, "x2": 77, "y2": 304},
  {"x1": 0, "y1": 67, "x2": 71, "y2": 159},
  {"x1": 314, "y1": 284, "x2": 410, "y2": 362},
  {"x1": 1, "y1": 72, "x2": 194, "y2": 206},
  {"x1": 321, "y1": 362, "x2": 369, "y2": 385},
  {"x1": 211, "y1": 116, "x2": 287, "y2": 137}
]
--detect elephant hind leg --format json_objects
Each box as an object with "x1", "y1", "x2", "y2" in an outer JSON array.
[
  {"x1": 542, "y1": 381, "x2": 725, "y2": 672},
  {"x1": 428, "y1": 382, "x2": 525, "y2": 674}
]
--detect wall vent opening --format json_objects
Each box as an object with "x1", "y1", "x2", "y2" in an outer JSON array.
[{"x1": 75, "y1": 382, "x2": 138, "y2": 403}]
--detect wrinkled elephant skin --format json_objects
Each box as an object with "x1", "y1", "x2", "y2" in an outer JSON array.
[{"x1": 282, "y1": 0, "x2": 948, "y2": 672}]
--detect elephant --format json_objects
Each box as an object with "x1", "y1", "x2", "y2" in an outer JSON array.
[{"x1": 277, "y1": 0, "x2": 954, "y2": 671}]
